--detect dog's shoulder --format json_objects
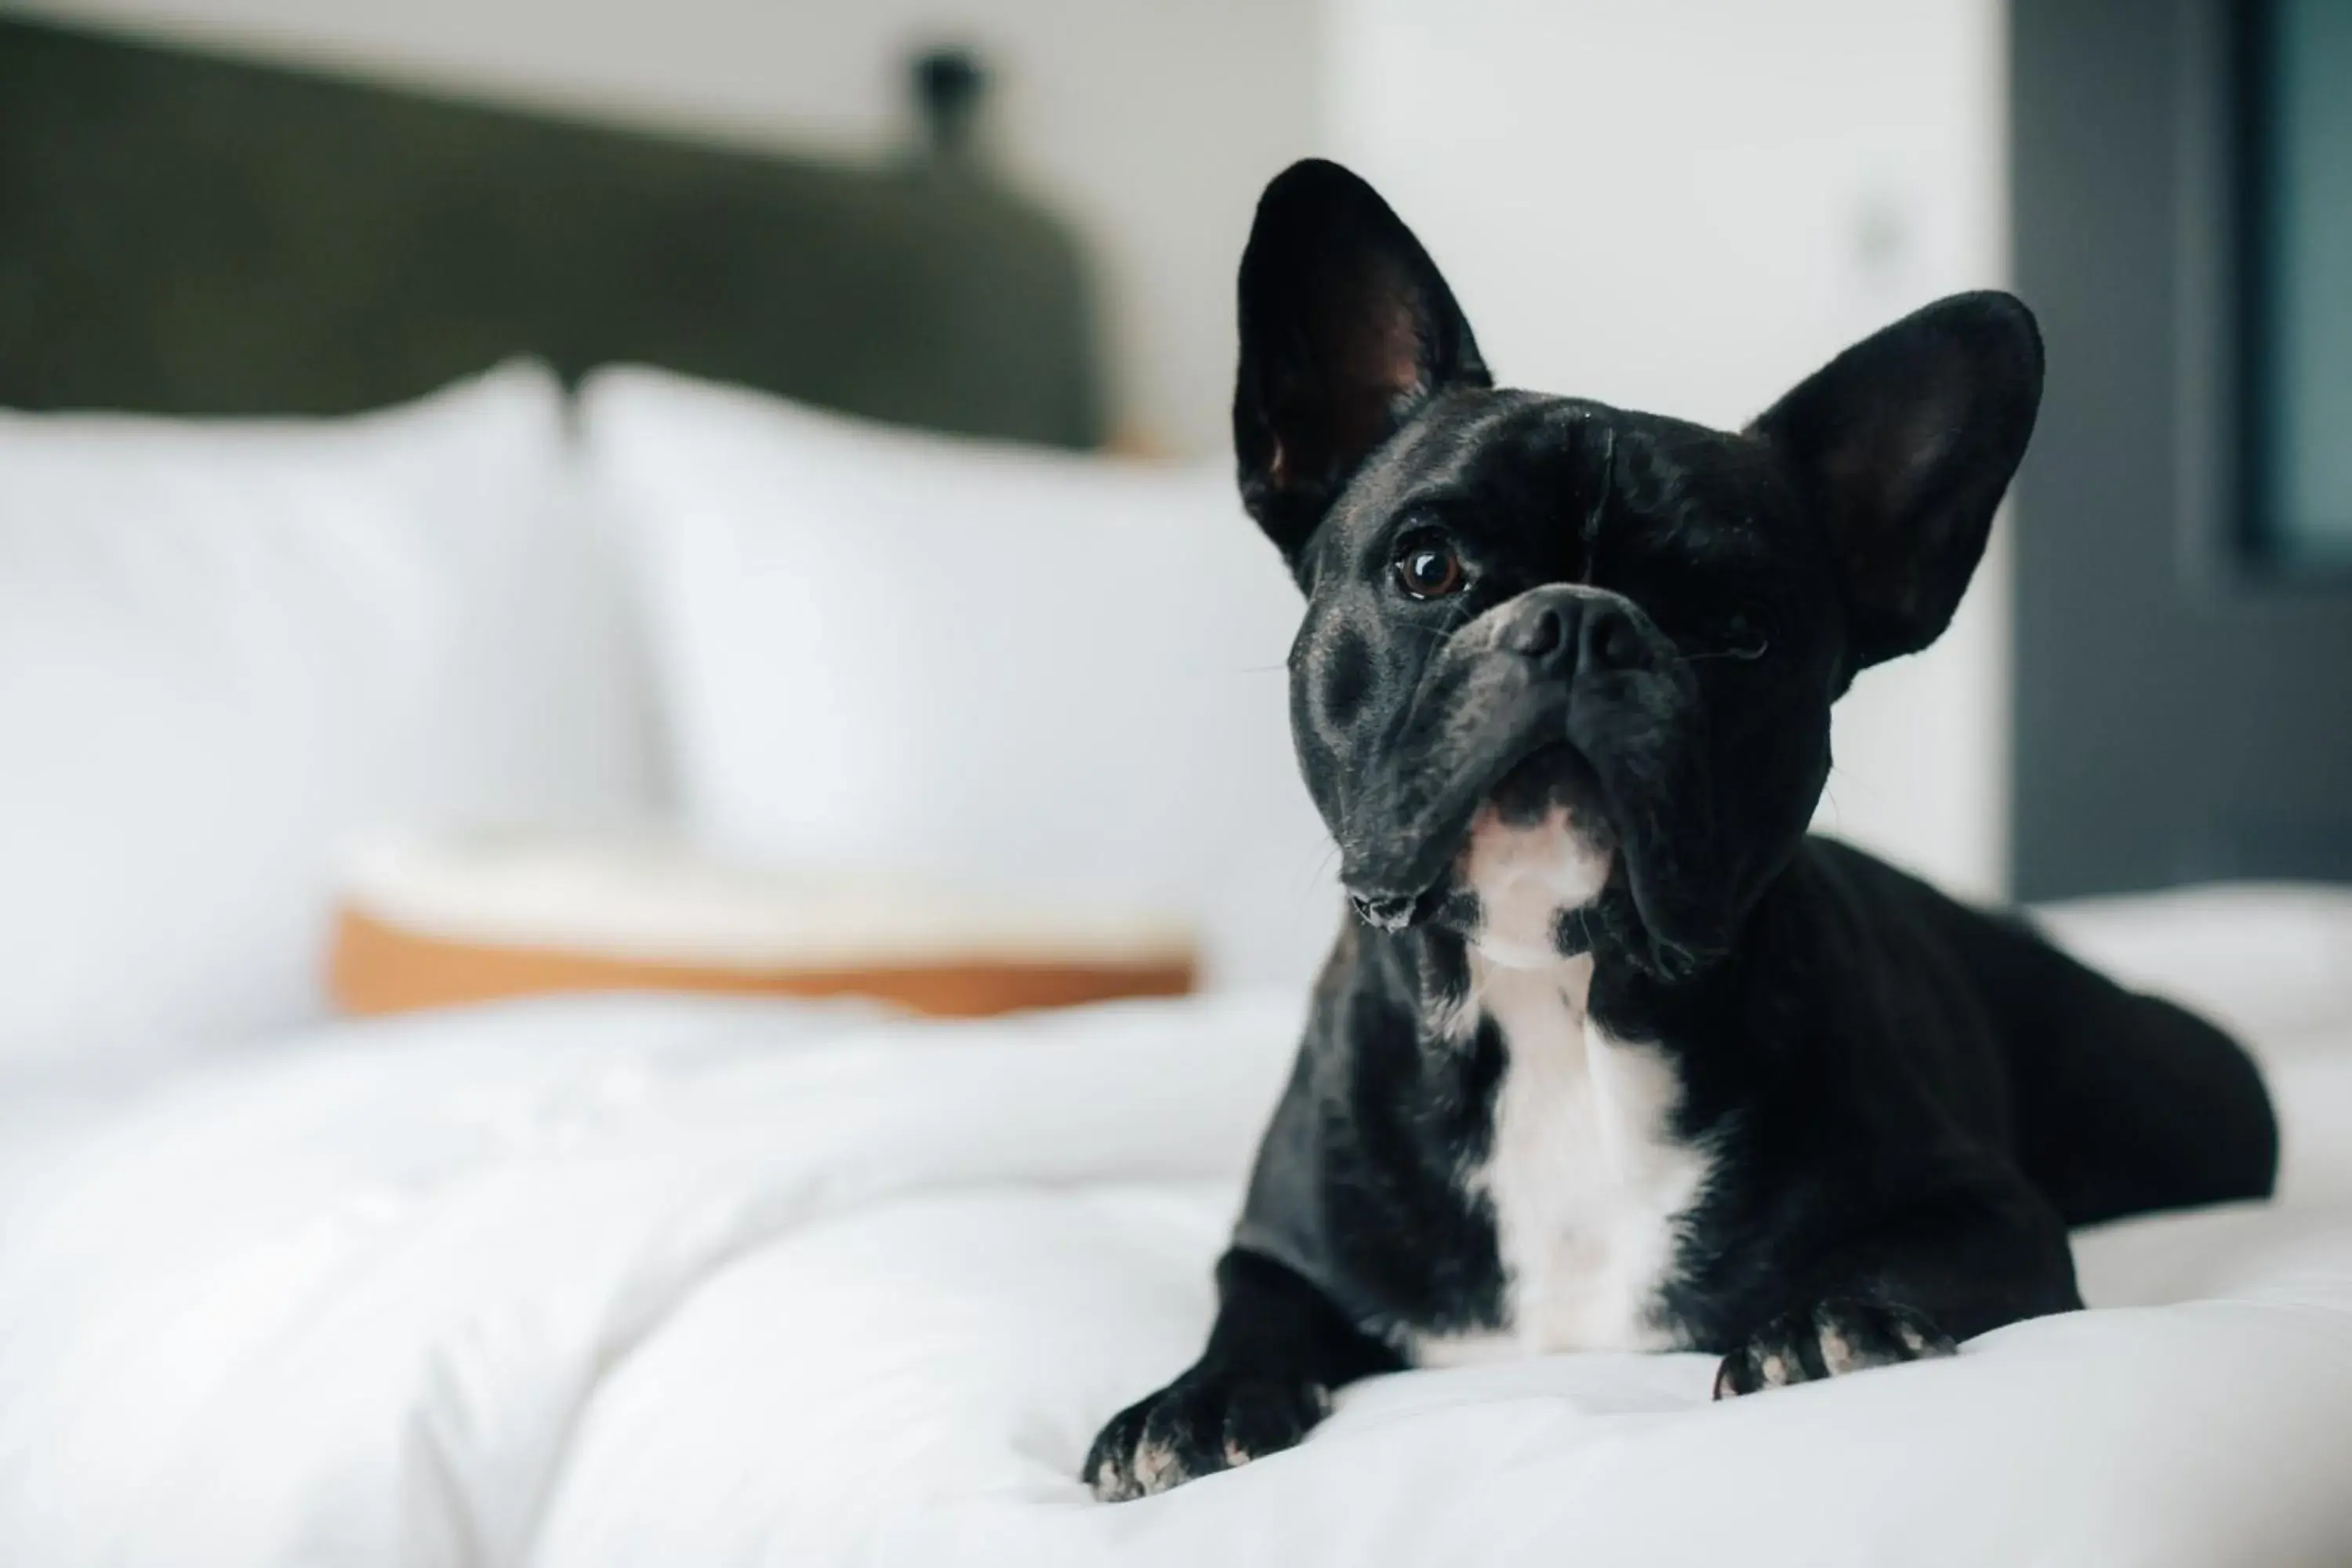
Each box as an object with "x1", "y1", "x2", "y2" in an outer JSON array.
[{"x1": 1733, "y1": 835, "x2": 2009, "y2": 1024}]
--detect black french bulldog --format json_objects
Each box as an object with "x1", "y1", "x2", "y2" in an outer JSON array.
[{"x1": 1083, "y1": 160, "x2": 2279, "y2": 1502}]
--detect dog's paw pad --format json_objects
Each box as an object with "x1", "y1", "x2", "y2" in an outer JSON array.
[
  {"x1": 1712, "y1": 1298, "x2": 1955, "y2": 1399},
  {"x1": 1083, "y1": 1374, "x2": 1327, "y2": 1501}
]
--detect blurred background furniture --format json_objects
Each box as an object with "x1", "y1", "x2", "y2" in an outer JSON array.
[
  {"x1": 330, "y1": 832, "x2": 1196, "y2": 1019},
  {"x1": 3, "y1": 0, "x2": 2347, "y2": 1007},
  {"x1": 0, "y1": 13, "x2": 1213, "y2": 1044},
  {"x1": 0, "y1": 14, "x2": 1104, "y2": 445}
]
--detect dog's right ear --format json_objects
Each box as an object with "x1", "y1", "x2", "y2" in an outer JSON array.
[{"x1": 1234, "y1": 160, "x2": 1490, "y2": 564}]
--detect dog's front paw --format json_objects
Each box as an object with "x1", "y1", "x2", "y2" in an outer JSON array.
[
  {"x1": 1083, "y1": 1369, "x2": 1330, "y2": 1501},
  {"x1": 1712, "y1": 1298, "x2": 1955, "y2": 1399}
]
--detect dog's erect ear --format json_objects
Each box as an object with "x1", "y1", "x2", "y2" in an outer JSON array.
[
  {"x1": 1234, "y1": 159, "x2": 1490, "y2": 563},
  {"x1": 1750, "y1": 291, "x2": 2042, "y2": 671}
]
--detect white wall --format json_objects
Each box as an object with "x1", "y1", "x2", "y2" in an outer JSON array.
[
  {"x1": 8, "y1": 0, "x2": 1320, "y2": 458},
  {"x1": 1326, "y1": 0, "x2": 2015, "y2": 898}
]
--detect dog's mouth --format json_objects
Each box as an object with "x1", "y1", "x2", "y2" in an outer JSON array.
[
  {"x1": 1484, "y1": 741, "x2": 1613, "y2": 833},
  {"x1": 1343, "y1": 727, "x2": 1613, "y2": 931}
]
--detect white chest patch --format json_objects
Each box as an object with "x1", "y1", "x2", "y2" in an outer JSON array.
[{"x1": 1416, "y1": 954, "x2": 1717, "y2": 1364}]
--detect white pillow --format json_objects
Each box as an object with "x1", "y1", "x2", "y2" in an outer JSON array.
[
  {"x1": 0, "y1": 364, "x2": 655, "y2": 1063},
  {"x1": 583, "y1": 368, "x2": 1337, "y2": 989}
]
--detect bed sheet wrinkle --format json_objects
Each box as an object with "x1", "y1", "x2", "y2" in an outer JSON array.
[{"x1": 0, "y1": 991, "x2": 1304, "y2": 1568}]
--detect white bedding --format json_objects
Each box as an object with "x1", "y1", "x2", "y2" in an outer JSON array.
[{"x1": 4, "y1": 962, "x2": 2352, "y2": 1568}]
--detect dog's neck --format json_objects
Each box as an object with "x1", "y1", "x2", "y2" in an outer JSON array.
[
  {"x1": 1464, "y1": 945, "x2": 1595, "y2": 1038},
  {"x1": 1396, "y1": 872, "x2": 1763, "y2": 1058}
]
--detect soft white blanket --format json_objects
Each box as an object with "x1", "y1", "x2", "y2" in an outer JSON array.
[{"x1": 5, "y1": 934, "x2": 2352, "y2": 1565}]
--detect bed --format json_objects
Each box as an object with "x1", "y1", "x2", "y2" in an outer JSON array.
[
  {"x1": 5, "y1": 891, "x2": 2352, "y2": 1566},
  {"x1": 5, "y1": 17, "x2": 2352, "y2": 1567}
]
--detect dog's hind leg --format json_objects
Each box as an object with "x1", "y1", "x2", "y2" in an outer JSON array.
[{"x1": 1933, "y1": 901, "x2": 2279, "y2": 1227}]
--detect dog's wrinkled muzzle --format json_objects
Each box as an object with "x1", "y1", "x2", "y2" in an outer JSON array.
[{"x1": 1334, "y1": 584, "x2": 1727, "y2": 970}]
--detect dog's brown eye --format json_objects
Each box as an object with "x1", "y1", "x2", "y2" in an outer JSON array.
[{"x1": 1393, "y1": 536, "x2": 1466, "y2": 600}]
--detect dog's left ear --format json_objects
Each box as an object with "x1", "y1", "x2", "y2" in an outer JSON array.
[
  {"x1": 1234, "y1": 160, "x2": 1490, "y2": 564},
  {"x1": 1750, "y1": 291, "x2": 2043, "y2": 671}
]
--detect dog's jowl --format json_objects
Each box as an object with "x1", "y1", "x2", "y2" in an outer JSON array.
[{"x1": 1083, "y1": 159, "x2": 2280, "y2": 1502}]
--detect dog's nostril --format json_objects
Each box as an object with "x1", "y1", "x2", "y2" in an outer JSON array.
[
  {"x1": 1512, "y1": 606, "x2": 1566, "y2": 661},
  {"x1": 1586, "y1": 608, "x2": 1642, "y2": 671}
]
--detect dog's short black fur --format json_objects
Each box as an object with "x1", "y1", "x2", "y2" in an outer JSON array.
[{"x1": 1083, "y1": 162, "x2": 2280, "y2": 1501}]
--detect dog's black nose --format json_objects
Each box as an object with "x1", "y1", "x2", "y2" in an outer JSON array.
[{"x1": 1501, "y1": 590, "x2": 1643, "y2": 677}]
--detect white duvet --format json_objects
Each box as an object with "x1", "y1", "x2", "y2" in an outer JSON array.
[{"x1": 6, "y1": 932, "x2": 2352, "y2": 1566}]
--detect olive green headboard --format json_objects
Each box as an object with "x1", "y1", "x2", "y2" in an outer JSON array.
[{"x1": 0, "y1": 16, "x2": 1106, "y2": 447}]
